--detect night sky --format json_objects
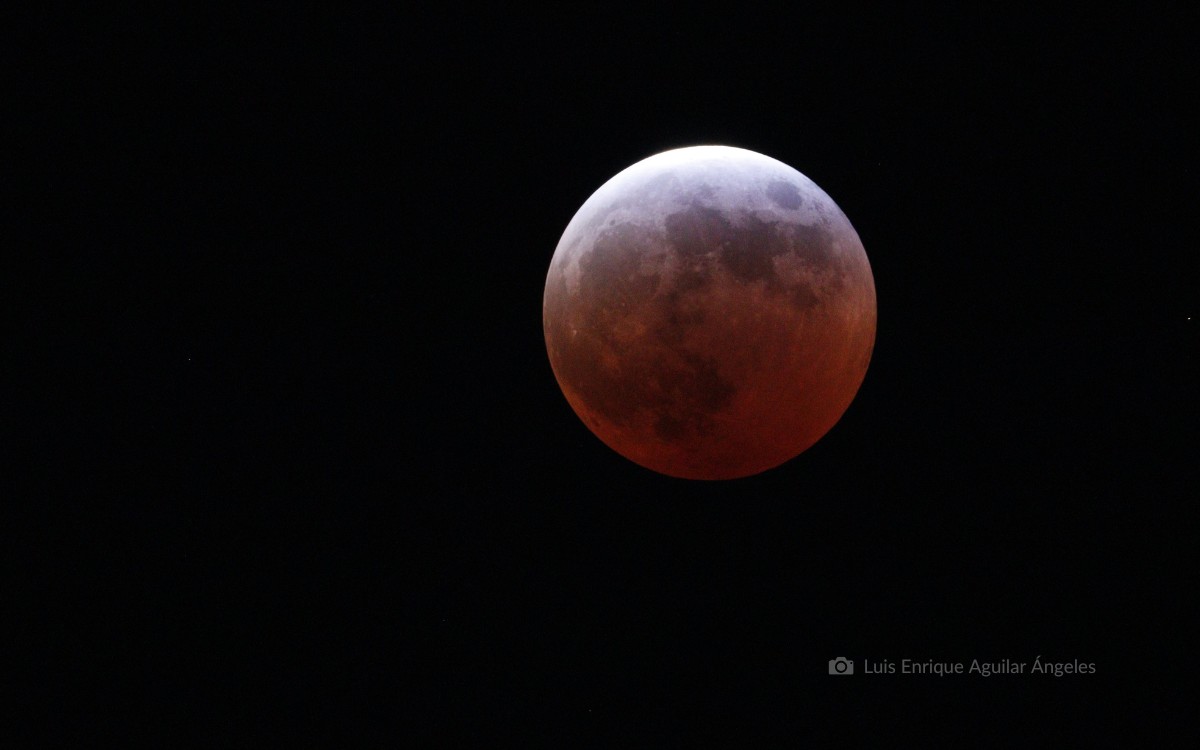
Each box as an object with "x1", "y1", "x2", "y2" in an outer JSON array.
[{"x1": 23, "y1": 6, "x2": 1195, "y2": 744}]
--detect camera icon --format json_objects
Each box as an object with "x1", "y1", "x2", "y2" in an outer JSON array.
[{"x1": 828, "y1": 657, "x2": 854, "y2": 675}]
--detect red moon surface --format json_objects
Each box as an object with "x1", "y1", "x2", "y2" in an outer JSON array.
[{"x1": 543, "y1": 146, "x2": 876, "y2": 480}]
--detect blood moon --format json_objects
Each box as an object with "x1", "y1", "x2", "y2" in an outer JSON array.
[{"x1": 543, "y1": 146, "x2": 876, "y2": 480}]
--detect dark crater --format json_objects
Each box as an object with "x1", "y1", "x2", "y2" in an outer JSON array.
[
  {"x1": 767, "y1": 179, "x2": 803, "y2": 210},
  {"x1": 784, "y1": 221, "x2": 835, "y2": 264},
  {"x1": 664, "y1": 204, "x2": 787, "y2": 285},
  {"x1": 665, "y1": 204, "x2": 729, "y2": 258},
  {"x1": 719, "y1": 213, "x2": 779, "y2": 284},
  {"x1": 777, "y1": 221, "x2": 845, "y2": 311},
  {"x1": 576, "y1": 222, "x2": 662, "y2": 325}
]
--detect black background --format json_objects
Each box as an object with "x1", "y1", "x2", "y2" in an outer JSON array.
[{"x1": 22, "y1": 6, "x2": 1196, "y2": 744}]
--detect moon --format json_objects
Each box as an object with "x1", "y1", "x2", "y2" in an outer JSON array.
[{"x1": 543, "y1": 146, "x2": 876, "y2": 480}]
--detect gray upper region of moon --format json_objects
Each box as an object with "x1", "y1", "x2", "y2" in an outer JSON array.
[{"x1": 543, "y1": 145, "x2": 877, "y2": 480}]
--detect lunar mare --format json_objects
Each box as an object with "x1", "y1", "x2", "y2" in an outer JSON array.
[{"x1": 543, "y1": 146, "x2": 876, "y2": 480}]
